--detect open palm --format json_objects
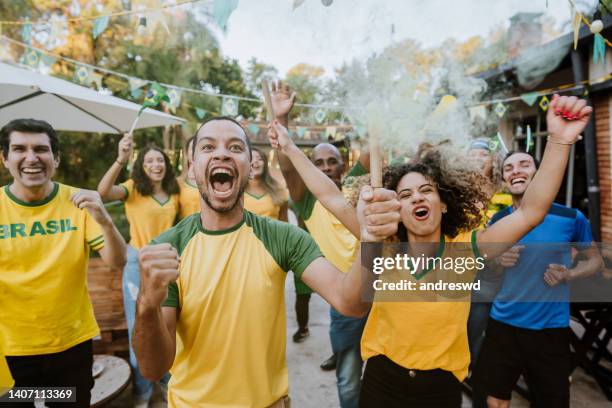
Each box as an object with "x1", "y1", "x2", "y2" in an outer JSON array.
[{"x1": 270, "y1": 81, "x2": 296, "y2": 118}]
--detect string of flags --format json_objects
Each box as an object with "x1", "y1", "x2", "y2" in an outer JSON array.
[
  {"x1": 0, "y1": 0, "x2": 201, "y2": 26},
  {"x1": 0, "y1": 0, "x2": 241, "y2": 44},
  {"x1": 469, "y1": 72, "x2": 611, "y2": 120},
  {"x1": 0, "y1": 34, "x2": 344, "y2": 124},
  {"x1": 569, "y1": 0, "x2": 610, "y2": 65}
]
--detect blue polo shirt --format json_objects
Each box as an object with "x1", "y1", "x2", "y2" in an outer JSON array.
[{"x1": 489, "y1": 203, "x2": 593, "y2": 329}]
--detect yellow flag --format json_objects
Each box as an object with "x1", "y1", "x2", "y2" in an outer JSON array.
[{"x1": 573, "y1": 12, "x2": 582, "y2": 50}]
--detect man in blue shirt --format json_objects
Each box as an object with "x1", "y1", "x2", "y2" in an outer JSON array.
[{"x1": 473, "y1": 151, "x2": 602, "y2": 408}]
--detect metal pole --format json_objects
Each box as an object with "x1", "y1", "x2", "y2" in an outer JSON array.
[
  {"x1": 571, "y1": 49, "x2": 601, "y2": 240},
  {"x1": 566, "y1": 144, "x2": 575, "y2": 207}
]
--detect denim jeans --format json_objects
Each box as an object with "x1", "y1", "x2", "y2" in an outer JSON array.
[
  {"x1": 123, "y1": 246, "x2": 170, "y2": 401},
  {"x1": 330, "y1": 307, "x2": 367, "y2": 408}
]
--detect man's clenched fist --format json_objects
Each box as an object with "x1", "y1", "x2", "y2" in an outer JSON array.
[
  {"x1": 357, "y1": 186, "x2": 401, "y2": 242},
  {"x1": 138, "y1": 243, "x2": 180, "y2": 309}
]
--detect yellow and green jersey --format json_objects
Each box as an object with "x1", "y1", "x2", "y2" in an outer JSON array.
[
  {"x1": 157, "y1": 211, "x2": 322, "y2": 408},
  {"x1": 0, "y1": 183, "x2": 104, "y2": 356},
  {"x1": 178, "y1": 179, "x2": 200, "y2": 220},
  {"x1": 120, "y1": 179, "x2": 179, "y2": 249},
  {"x1": 244, "y1": 190, "x2": 288, "y2": 220},
  {"x1": 361, "y1": 230, "x2": 481, "y2": 381},
  {"x1": 290, "y1": 161, "x2": 365, "y2": 273}
]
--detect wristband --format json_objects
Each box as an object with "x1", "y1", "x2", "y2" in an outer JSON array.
[
  {"x1": 547, "y1": 135, "x2": 582, "y2": 145},
  {"x1": 116, "y1": 159, "x2": 127, "y2": 166}
]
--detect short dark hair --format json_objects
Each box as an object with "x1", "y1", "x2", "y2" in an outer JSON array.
[
  {"x1": 502, "y1": 150, "x2": 540, "y2": 170},
  {"x1": 0, "y1": 119, "x2": 59, "y2": 158},
  {"x1": 192, "y1": 116, "x2": 252, "y2": 159}
]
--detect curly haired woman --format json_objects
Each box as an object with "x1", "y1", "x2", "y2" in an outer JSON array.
[{"x1": 267, "y1": 94, "x2": 592, "y2": 407}]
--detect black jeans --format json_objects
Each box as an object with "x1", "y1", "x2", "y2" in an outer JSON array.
[
  {"x1": 359, "y1": 355, "x2": 462, "y2": 408},
  {"x1": 5, "y1": 340, "x2": 94, "y2": 407}
]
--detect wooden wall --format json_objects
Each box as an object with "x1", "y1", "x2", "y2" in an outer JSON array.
[{"x1": 87, "y1": 258, "x2": 128, "y2": 357}]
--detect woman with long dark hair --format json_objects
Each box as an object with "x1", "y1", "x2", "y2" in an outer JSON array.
[
  {"x1": 98, "y1": 133, "x2": 179, "y2": 407},
  {"x1": 244, "y1": 147, "x2": 288, "y2": 221},
  {"x1": 267, "y1": 94, "x2": 591, "y2": 407}
]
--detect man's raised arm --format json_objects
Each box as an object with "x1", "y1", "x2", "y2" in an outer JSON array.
[
  {"x1": 268, "y1": 81, "x2": 308, "y2": 202},
  {"x1": 133, "y1": 244, "x2": 179, "y2": 380}
]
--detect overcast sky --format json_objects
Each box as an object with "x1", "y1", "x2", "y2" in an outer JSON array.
[{"x1": 211, "y1": 0, "x2": 595, "y2": 76}]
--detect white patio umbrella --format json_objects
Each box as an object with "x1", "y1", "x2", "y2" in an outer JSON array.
[{"x1": 0, "y1": 62, "x2": 185, "y2": 133}]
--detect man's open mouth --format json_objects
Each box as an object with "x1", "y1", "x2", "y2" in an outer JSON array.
[
  {"x1": 510, "y1": 176, "x2": 527, "y2": 186},
  {"x1": 413, "y1": 206, "x2": 430, "y2": 221},
  {"x1": 209, "y1": 167, "x2": 235, "y2": 197}
]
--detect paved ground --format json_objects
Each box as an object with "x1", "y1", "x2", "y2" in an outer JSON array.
[{"x1": 105, "y1": 274, "x2": 611, "y2": 407}]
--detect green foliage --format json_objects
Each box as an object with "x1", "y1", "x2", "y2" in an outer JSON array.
[{"x1": 0, "y1": 0, "x2": 257, "y2": 188}]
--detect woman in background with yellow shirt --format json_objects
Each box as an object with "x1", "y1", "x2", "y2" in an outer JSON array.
[
  {"x1": 98, "y1": 133, "x2": 179, "y2": 406},
  {"x1": 244, "y1": 147, "x2": 288, "y2": 221}
]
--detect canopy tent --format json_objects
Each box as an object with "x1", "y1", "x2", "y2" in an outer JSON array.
[{"x1": 0, "y1": 62, "x2": 184, "y2": 133}]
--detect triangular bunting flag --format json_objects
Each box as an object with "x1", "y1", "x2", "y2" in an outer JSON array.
[
  {"x1": 196, "y1": 108, "x2": 206, "y2": 120},
  {"x1": 129, "y1": 77, "x2": 148, "y2": 91},
  {"x1": 297, "y1": 127, "x2": 306, "y2": 138},
  {"x1": 21, "y1": 20, "x2": 32, "y2": 44},
  {"x1": 131, "y1": 88, "x2": 143, "y2": 99},
  {"x1": 539, "y1": 95, "x2": 550, "y2": 112},
  {"x1": 221, "y1": 97, "x2": 239, "y2": 116},
  {"x1": 74, "y1": 65, "x2": 92, "y2": 85},
  {"x1": 593, "y1": 33, "x2": 606, "y2": 64},
  {"x1": 92, "y1": 16, "x2": 110, "y2": 39},
  {"x1": 520, "y1": 92, "x2": 539, "y2": 106},
  {"x1": 494, "y1": 102, "x2": 507, "y2": 118},
  {"x1": 22, "y1": 49, "x2": 40, "y2": 68},
  {"x1": 213, "y1": 0, "x2": 239, "y2": 32},
  {"x1": 247, "y1": 123, "x2": 260, "y2": 136},
  {"x1": 314, "y1": 108, "x2": 326, "y2": 124},
  {"x1": 166, "y1": 88, "x2": 182, "y2": 112}
]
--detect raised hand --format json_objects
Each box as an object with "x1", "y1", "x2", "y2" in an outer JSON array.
[
  {"x1": 138, "y1": 243, "x2": 180, "y2": 309},
  {"x1": 71, "y1": 189, "x2": 112, "y2": 225},
  {"x1": 547, "y1": 94, "x2": 593, "y2": 144},
  {"x1": 357, "y1": 186, "x2": 401, "y2": 242},
  {"x1": 117, "y1": 133, "x2": 134, "y2": 165},
  {"x1": 268, "y1": 120, "x2": 295, "y2": 152},
  {"x1": 270, "y1": 80, "x2": 296, "y2": 119}
]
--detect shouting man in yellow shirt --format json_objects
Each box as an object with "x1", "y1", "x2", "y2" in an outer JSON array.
[
  {"x1": 132, "y1": 116, "x2": 401, "y2": 408},
  {"x1": 0, "y1": 119, "x2": 127, "y2": 407}
]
